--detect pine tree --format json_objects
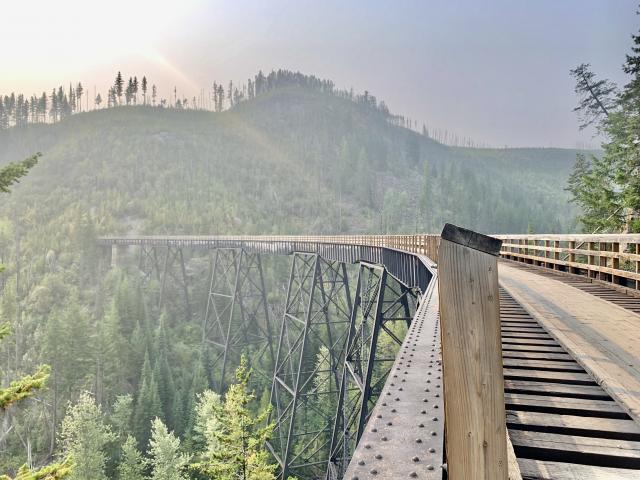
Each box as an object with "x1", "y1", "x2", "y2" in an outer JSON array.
[
  {"x1": 190, "y1": 357, "x2": 276, "y2": 480},
  {"x1": 133, "y1": 77, "x2": 139, "y2": 104},
  {"x1": 142, "y1": 77, "x2": 148, "y2": 105},
  {"x1": 111, "y1": 394, "x2": 134, "y2": 440},
  {"x1": 118, "y1": 436, "x2": 148, "y2": 480},
  {"x1": 568, "y1": 9, "x2": 640, "y2": 232},
  {"x1": 184, "y1": 356, "x2": 209, "y2": 441},
  {"x1": 115, "y1": 72, "x2": 124, "y2": 104},
  {"x1": 75, "y1": 83, "x2": 83, "y2": 112},
  {"x1": 148, "y1": 418, "x2": 190, "y2": 480},
  {"x1": 134, "y1": 351, "x2": 162, "y2": 449},
  {"x1": 153, "y1": 312, "x2": 176, "y2": 427},
  {"x1": 59, "y1": 392, "x2": 116, "y2": 480}
]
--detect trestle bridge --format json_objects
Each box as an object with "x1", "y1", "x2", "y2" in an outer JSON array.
[{"x1": 98, "y1": 228, "x2": 640, "y2": 480}]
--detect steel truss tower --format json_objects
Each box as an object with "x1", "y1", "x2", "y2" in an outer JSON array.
[
  {"x1": 137, "y1": 245, "x2": 192, "y2": 320},
  {"x1": 201, "y1": 248, "x2": 274, "y2": 390},
  {"x1": 268, "y1": 252, "x2": 353, "y2": 480},
  {"x1": 326, "y1": 262, "x2": 417, "y2": 480}
]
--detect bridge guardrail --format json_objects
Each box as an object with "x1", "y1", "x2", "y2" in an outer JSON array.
[
  {"x1": 99, "y1": 233, "x2": 640, "y2": 291},
  {"x1": 496, "y1": 234, "x2": 640, "y2": 292}
]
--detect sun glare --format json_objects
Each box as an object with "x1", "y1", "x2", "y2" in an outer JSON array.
[{"x1": 1, "y1": 0, "x2": 202, "y2": 90}]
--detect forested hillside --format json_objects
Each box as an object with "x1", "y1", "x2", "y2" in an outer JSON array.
[
  {"x1": 0, "y1": 85, "x2": 582, "y2": 237},
  {"x1": 0, "y1": 79, "x2": 586, "y2": 477}
]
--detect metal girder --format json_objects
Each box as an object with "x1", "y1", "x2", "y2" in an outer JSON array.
[
  {"x1": 326, "y1": 263, "x2": 417, "y2": 480},
  {"x1": 268, "y1": 252, "x2": 353, "y2": 480},
  {"x1": 201, "y1": 248, "x2": 274, "y2": 390},
  {"x1": 137, "y1": 245, "x2": 192, "y2": 320}
]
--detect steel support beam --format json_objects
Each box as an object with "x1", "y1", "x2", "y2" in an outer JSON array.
[
  {"x1": 201, "y1": 248, "x2": 274, "y2": 390},
  {"x1": 137, "y1": 245, "x2": 192, "y2": 320},
  {"x1": 326, "y1": 263, "x2": 416, "y2": 480},
  {"x1": 268, "y1": 252, "x2": 353, "y2": 480}
]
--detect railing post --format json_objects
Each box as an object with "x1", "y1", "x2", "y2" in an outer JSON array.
[
  {"x1": 612, "y1": 242, "x2": 620, "y2": 285},
  {"x1": 588, "y1": 241, "x2": 596, "y2": 279},
  {"x1": 438, "y1": 224, "x2": 507, "y2": 480},
  {"x1": 636, "y1": 243, "x2": 640, "y2": 291},
  {"x1": 569, "y1": 241, "x2": 576, "y2": 274}
]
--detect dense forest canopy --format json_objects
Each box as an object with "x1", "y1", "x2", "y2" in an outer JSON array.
[{"x1": 0, "y1": 67, "x2": 589, "y2": 478}]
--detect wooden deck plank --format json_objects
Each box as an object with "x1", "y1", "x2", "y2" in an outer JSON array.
[
  {"x1": 509, "y1": 429, "x2": 640, "y2": 462},
  {"x1": 504, "y1": 393, "x2": 626, "y2": 417},
  {"x1": 518, "y1": 459, "x2": 640, "y2": 479},
  {"x1": 503, "y1": 369, "x2": 595, "y2": 385},
  {"x1": 502, "y1": 344, "x2": 566, "y2": 353},
  {"x1": 506, "y1": 410, "x2": 640, "y2": 439},
  {"x1": 502, "y1": 359, "x2": 584, "y2": 372},
  {"x1": 504, "y1": 380, "x2": 610, "y2": 399},
  {"x1": 499, "y1": 262, "x2": 640, "y2": 424},
  {"x1": 502, "y1": 352, "x2": 574, "y2": 362}
]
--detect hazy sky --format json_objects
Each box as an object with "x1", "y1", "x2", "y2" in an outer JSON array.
[{"x1": 1, "y1": 0, "x2": 636, "y2": 148}]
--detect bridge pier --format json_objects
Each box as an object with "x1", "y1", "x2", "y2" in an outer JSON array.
[
  {"x1": 201, "y1": 248, "x2": 274, "y2": 390},
  {"x1": 268, "y1": 252, "x2": 353, "y2": 480},
  {"x1": 138, "y1": 245, "x2": 192, "y2": 321}
]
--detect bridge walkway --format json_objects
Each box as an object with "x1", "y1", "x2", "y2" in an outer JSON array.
[{"x1": 499, "y1": 261, "x2": 640, "y2": 479}]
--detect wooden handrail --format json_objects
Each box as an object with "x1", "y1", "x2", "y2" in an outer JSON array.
[{"x1": 99, "y1": 233, "x2": 640, "y2": 291}]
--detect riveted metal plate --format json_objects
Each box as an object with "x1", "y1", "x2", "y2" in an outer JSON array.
[{"x1": 343, "y1": 276, "x2": 444, "y2": 479}]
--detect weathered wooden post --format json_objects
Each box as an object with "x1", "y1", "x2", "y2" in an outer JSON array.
[{"x1": 438, "y1": 224, "x2": 507, "y2": 480}]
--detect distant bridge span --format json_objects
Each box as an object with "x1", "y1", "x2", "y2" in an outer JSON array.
[{"x1": 98, "y1": 233, "x2": 640, "y2": 479}]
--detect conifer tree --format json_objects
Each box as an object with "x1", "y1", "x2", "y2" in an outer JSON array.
[
  {"x1": 135, "y1": 351, "x2": 162, "y2": 449},
  {"x1": 568, "y1": 22, "x2": 640, "y2": 232},
  {"x1": 190, "y1": 356, "x2": 276, "y2": 480},
  {"x1": 111, "y1": 394, "x2": 134, "y2": 440},
  {"x1": 148, "y1": 418, "x2": 190, "y2": 480},
  {"x1": 115, "y1": 72, "x2": 124, "y2": 104},
  {"x1": 142, "y1": 77, "x2": 148, "y2": 105},
  {"x1": 59, "y1": 392, "x2": 116, "y2": 480},
  {"x1": 118, "y1": 435, "x2": 148, "y2": 480},
  {"x1": 153, "y1": 312, "x2": 176, "y2": 427}
]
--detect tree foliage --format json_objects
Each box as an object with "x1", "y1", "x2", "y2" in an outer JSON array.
[
  {"x1": 568, "y1": 12, "x2": 640, "y2": 232},
  {"x1": 191, "y1": 357, "x2": 276, "y2": 480},
  {"x1": 59, "y1": 392, "x2": 116, "y2": 480},
  {"x1": 148, "y1": 418, "x2": 189, "y2": 480}
]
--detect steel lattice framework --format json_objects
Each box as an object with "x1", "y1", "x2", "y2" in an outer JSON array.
[
  {"x1": 137, "y1": 245, "x2": 192, "y2": 319},
  {"x1": 326, "y1": 263, "x2": 416, "y2": 480},
  {"x1": 100, "y1": 236, "x2": 438, "y2": 480},
  {"x1": 267, "y1": 253, "x2": 353, "y2": 479},
  {"x1": 201, "y1": 248, "x2": 275, "y2": 390}
]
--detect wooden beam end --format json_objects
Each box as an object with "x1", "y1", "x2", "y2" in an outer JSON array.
[{"x1": 441, "y1": 223, "x2": 503, "y2": 256}]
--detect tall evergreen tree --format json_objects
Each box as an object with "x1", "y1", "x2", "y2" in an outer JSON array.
[
  {"x1": 153, "y1": 312, "x2": 176, "y2": 427},
  {"x1": 134, "y1": 351, "x2": 162, "y2": 449},
  {"x1": 190, "y1": 357, "x2": 275, "y2": 480},
  {"x1": 148, "y1": 418, "x2": 189, "y2": 480},
  {"x1": 118, "y1": 436, "x2": 148, "y2": 480},
  {"x1": 142, "y1": 77, "x2": 148, "y2": 105},
  {"x1": 568, "y1": 12, "x2": 640, "y2": 232},
  {"x1": 59, "y1": 392, "x2": 116, "y2": 480},
  {"x1": 115, "y1": 72, "x2": 124, "y2": 105}
]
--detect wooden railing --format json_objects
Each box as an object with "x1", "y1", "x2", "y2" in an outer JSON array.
[
  {"x1": 100, "y1": 234, "x2": 442, "y2": 264},
  {"x1": 496, "y1": 234, "x2": 640, "y2": 291},
  {"x1": 101, "y1": 232, "x2": 640, "y2": 291}
]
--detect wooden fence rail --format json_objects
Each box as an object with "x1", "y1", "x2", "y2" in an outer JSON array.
[
  {"x1": 100, "y1": 233, "x2": 640, "y2": 291},
  {"x1": 496, "y1": 234, "x2": 640, "y2": 291}
]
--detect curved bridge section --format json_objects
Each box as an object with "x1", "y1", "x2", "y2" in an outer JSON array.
[{"x1": 98, "y1": 235, "x2": 442, "y2": 479}]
